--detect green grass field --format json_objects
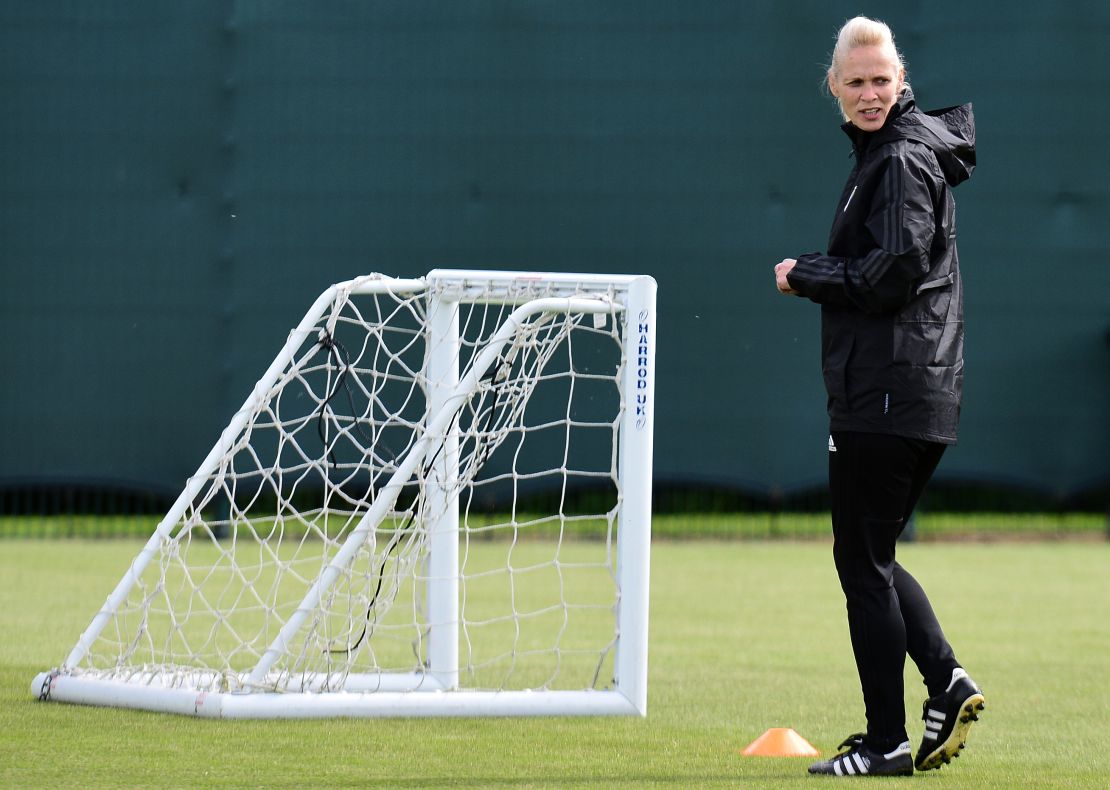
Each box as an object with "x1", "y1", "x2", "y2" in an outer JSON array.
[{"x1": 2, "y1": 534, "x2": 1108, "y2": 788}]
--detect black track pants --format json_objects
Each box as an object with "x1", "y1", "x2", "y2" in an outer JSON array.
[{"x1": 828, "y1": 431, "x2": 960, "y2": 751}]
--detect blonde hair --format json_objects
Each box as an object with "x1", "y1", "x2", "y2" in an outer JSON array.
[{"x1": 826, "y1": 16, "x2": 908, "y2": 120}]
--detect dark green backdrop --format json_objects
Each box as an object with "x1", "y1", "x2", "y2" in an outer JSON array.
[{"x1": 2, "y1": 2, "x2": 1107, "y2": 505}]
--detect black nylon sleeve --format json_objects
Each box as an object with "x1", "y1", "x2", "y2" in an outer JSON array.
[{"x1": 787, "y1": 148, "x2": 938, "y2": 315}]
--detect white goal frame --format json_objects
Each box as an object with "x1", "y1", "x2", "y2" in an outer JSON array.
[{"x1": 32, "y1": 269, "x2": 657, "y2": 718}]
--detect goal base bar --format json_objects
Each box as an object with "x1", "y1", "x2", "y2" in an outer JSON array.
[{"x1": 32, "y1": 672, "x2": 645, "y2": 719}]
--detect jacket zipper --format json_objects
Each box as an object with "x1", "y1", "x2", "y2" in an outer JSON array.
[{"x1": 843, "y1": 185, "x2": 858, "y2": 212}]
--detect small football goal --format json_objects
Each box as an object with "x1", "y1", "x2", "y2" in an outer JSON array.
[{"x1": 33, "y1": 270, "x2": 656, "y2": 718}]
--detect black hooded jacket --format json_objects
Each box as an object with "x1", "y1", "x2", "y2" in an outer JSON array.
[{"x1": 787, "y1": 89, "x2": 976, "y2": 444}]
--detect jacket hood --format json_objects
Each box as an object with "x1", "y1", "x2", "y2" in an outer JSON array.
[{"x1": 844, "y1": 89, "x2": 976, "y2": 186}]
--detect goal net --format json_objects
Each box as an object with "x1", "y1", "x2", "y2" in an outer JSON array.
[{"x1": 34, "y1": 270, "x2": 656, "y2": 718}]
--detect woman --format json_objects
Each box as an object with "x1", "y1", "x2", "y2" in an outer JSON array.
[{"x1": 773, "y1": 17, "x2": 984, "y2": 777}]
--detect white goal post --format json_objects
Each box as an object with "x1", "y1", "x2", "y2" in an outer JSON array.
[{"x1": 33, "y1": 269, "x2": 657, "y2": 718}]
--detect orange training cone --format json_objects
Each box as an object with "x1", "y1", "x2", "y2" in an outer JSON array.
[{"x1": 741, "y1": 727, "x2": 820, "y2": 757}]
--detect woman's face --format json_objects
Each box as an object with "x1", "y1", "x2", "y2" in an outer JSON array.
[{"x1": 829, "y1": 45, "x2": 905, "y2": 131}]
